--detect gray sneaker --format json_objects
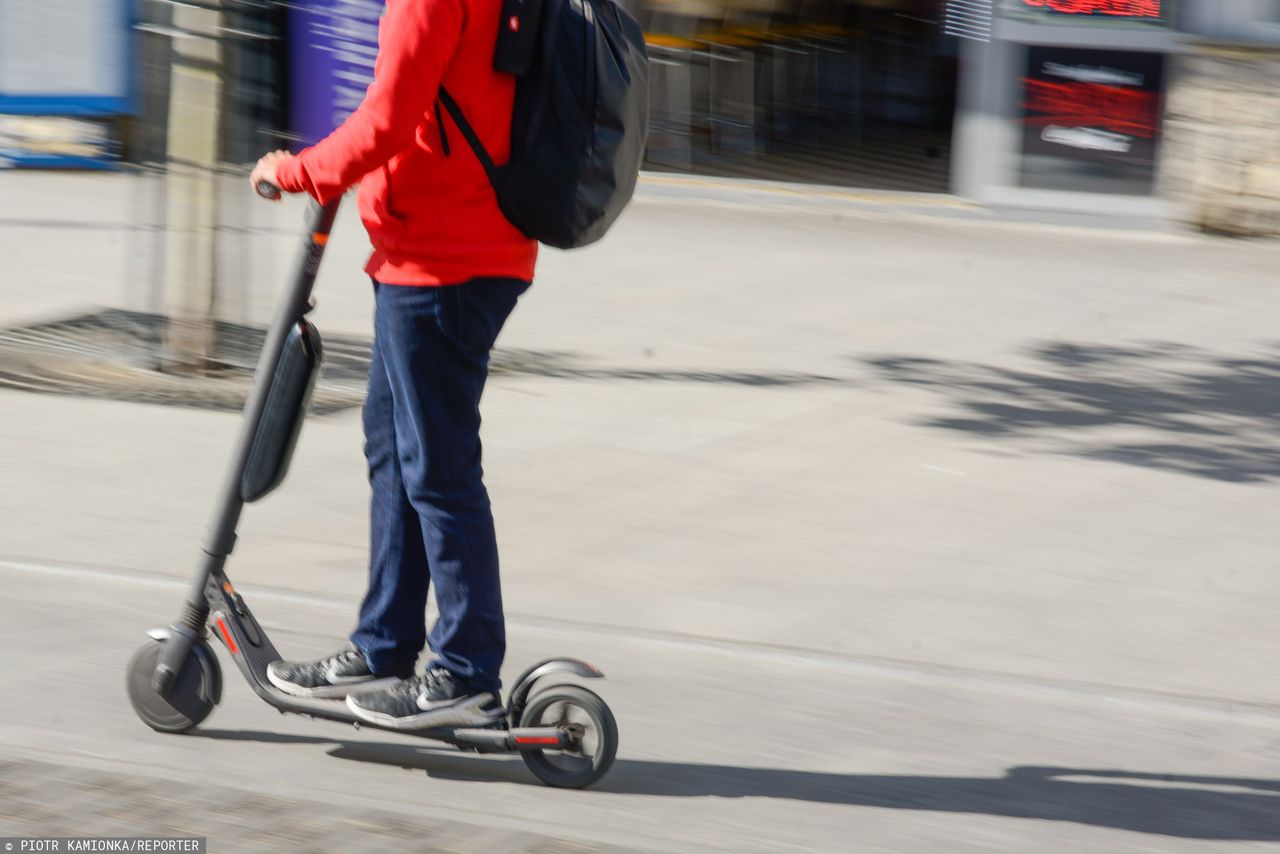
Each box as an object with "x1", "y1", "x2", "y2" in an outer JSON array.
[
  {"x1": 345, "y1": 668, "x2": 504, "y2": 730},
  {"x1": 267, "y1": 645, "x2": 405, "y2": 699}
]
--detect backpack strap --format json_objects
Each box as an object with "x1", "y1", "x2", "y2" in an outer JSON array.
[
  {"x1": 437, "y1": 87, "x2": 499, "y2": 185},
  {"x1": 432, "y1": 99, "x2": 451, "y2": 156}
]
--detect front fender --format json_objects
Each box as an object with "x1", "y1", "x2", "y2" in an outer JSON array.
[
  {"x1": 143, "y1": 626, "x2": 223, "y2": 706},
  {"x1": 507, "y1": 658, "x2": 603, "y2": 720}
]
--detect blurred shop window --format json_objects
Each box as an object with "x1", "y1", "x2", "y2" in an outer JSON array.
[{"x1": 634, "y1": 0, "x2": 959, "y2": 191}]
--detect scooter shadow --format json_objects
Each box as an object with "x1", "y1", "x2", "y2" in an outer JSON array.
[
  {"x1": 192, "y1": 728, "x2": 532, "y2": 784},
  {"x1": 190, "y1": 730, "x2": 1280, "y2": 839}
]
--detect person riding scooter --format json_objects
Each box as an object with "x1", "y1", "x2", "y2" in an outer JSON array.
[{"x1": 250, "y1": 0, "x2": 536, "y2": 729}]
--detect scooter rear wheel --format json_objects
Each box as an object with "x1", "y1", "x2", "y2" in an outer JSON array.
[
  {"x1": 518, "y1": 685, "x2": 618, "y2": 788},
  {"x1": 126, "y1": 635, "x2": 221, "y2": 733}
]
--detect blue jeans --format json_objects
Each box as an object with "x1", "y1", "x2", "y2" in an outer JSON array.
[{"x1": 351, "y1": 278, "x2": 530, "y2": 693}]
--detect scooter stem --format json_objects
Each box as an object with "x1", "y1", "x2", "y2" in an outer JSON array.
[{"x1": 154, "y1": 197, "x2": 342, "y2": 696}]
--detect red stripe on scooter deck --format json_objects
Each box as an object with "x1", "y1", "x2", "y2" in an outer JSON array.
[{"x1": 215, "y1": 616, "x2": 238, "y2": 655}]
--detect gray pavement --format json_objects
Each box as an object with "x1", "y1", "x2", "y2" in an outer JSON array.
[
  {"x1": 1, "y1": 170, "x2": 1280, "y2": 851},
  {"x1": 0, "y1": 757, "x2": 651, "y2": 854}
]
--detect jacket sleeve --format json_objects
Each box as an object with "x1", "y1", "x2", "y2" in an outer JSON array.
[{"x1": 275, "y1": 0, "x2": 466, "y2": 203}]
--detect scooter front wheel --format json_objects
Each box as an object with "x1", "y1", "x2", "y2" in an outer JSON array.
[
  {"x1": 126, "y1": 635, "x2": 222, "y2": 733},
  {"x1": 519, "y1": 684, "x2": 618, "y2": 789}
]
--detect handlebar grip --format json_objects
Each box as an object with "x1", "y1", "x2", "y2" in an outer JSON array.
[{"x1": 256, "y1": 180, "x2": 283, "y2": 201}]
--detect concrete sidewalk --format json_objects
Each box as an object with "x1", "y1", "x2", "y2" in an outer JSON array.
[
  {"x1": 2, "y1": 170, "x2": 1280, "y2": 850},
  {"x1": 4, "y1": 561, "x2": 1279, "y2": 852}
]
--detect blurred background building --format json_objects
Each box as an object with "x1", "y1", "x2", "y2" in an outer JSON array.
[{"x1": 1, "y1": 0, "x2": 1278, "y2": 234}]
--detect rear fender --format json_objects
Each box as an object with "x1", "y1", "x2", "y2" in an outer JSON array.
[{"x1": 507, "y1": 658, "x2": 603, "y2": 721}]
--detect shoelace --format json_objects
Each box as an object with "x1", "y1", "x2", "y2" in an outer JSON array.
[
  {"x1": 320, "y1": 647, "x2": 362, "y2": 672},
  {"x1": 377, "y1": 669, "x2": 439, "y2": 698},
  {"x1": 402, "y1": 668, "x2": 465, "y2": 703},
  {"x1": 414, "y1": 668, "x2": 450, "y2": 697},
  {"x1": 357, "y1": 668, "x2": 456, "y2": 702}
]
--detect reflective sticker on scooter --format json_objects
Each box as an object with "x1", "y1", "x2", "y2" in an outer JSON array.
[{"x1": 215, "y1": 616, "x2": 239, "y2": 655}]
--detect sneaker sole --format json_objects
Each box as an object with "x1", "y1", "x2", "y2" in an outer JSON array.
[
  {"x1": 344, "y1": 693, "x2": 504, "y2": 730},
  {"x1": 266, "y1": 669, "x2": 404, "y2": 700}
]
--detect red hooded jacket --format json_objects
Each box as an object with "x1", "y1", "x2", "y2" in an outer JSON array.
[{"x1": 275, "y1": 0, "x2": 538, "y2": 286}]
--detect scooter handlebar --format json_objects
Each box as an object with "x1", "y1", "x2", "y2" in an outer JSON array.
[{"x1": 255, "y1": 180, "x2": 283, "y2": 201}]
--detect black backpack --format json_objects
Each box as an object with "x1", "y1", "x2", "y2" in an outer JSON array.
[{"x1": 438, "y1": 0, "x2": 649, "y2": 250}]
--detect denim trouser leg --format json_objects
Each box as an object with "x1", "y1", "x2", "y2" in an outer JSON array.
[
  {"x1": 350, "y1": 322, "x2": 431, "y2": 677},
  {"x1": 351, "y1": 278, "x2": 530, "y2": 693}
]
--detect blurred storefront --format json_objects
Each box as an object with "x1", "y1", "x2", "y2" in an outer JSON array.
[
  {"x1": 952, "y1": 1, "x2": 1280, "y2": 229},
  {"x1": 636, "y1": 0, "x2": 1280, "y2": 229},
  {"x1": 952, "y1": 0, "x2": 1179, "y2": 215},
  {"x1": 10, "y1": 1, "x2": 1280, "y2": 231}
]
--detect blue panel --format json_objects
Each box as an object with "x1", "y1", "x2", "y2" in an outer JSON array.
[
  {"x1": 0, "y1": 96, "x2": 132, "y2": 116},
  {"x1": 0, "y1": 151, "x2": 119, "y2": 170}
]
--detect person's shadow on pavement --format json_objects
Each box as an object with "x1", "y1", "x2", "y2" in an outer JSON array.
[
  {"x1": 596, "y1": 763, "x2": 1280, "y2": 841},
  {"x1": 192, "y1": 731, "x2": 1279, "y2": 841}
]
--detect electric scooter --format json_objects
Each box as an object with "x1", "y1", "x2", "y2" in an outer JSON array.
[{"x1": 125, "y1": 184, "x2": 618, "y2": 789}]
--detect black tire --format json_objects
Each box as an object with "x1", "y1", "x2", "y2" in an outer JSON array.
[
  {"x1": 518, "y1": 685, "x2": 618, "y2": 789},
  {"x1": 126, "y1": 635, "x2": 221, "y2": 733}
]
